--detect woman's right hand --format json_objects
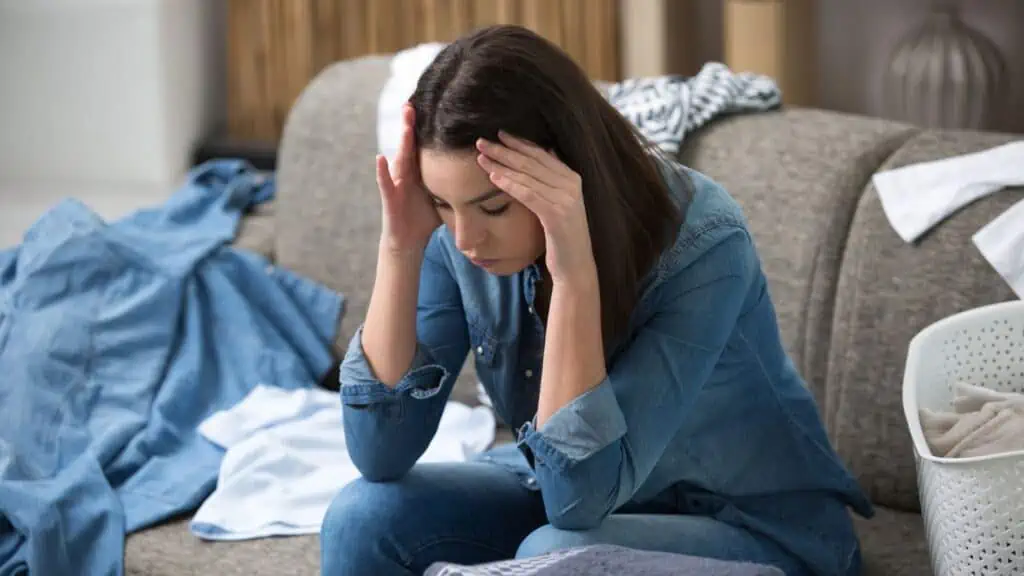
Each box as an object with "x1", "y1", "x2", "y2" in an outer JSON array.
[{"x1": 377, "y1": 103, "x2": 441, "y2": 257}]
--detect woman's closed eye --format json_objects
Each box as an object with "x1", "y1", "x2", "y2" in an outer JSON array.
[
  {"x1": 481, "y1": 203, "x2": 510, "y2": 216},
  {"x1": 429, "y1": 195, "x2": 508, "y2": 216}
]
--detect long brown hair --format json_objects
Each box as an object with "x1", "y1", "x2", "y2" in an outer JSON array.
[{"x1": 409, "y1": 24, "x2": 689, "y2": 357}]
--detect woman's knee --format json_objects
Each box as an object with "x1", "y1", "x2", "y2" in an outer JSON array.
[
  {"x1": 320, "y1": 478, "x2": 411, "y2": 575},
  {"x1": 515, "y1": 524, "x2": 593, "y2": 559},
  {"x1": 322, "y1": 478, "x2": 389, "y2": 540}
]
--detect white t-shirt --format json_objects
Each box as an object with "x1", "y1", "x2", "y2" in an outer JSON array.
[{"x1": 190, "y1": 384, "x2": 495, "y2": 541}]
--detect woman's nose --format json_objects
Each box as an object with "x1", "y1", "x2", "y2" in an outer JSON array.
[{"x1": 453, "y1": 215, "x2": 485, "y2": 252}]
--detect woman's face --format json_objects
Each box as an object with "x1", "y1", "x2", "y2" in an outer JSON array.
[{"x1": 420, "y1": 148, "x2": 545, "y2": 276}]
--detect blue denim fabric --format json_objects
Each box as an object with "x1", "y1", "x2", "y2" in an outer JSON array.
[
  {"x1": 336, "y1": 162, "x2": 874, "y2": 576},
  {"x1": 0, "y1": 160, "x2": 343, "y2": 576},
  {"x1": 320, "y1": 444, "x2": 810, "y2": 576}
]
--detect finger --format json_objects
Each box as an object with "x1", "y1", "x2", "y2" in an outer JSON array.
[
  {"x1": 476, "y1": 138, "x2": 561, "y2": 189},
  {"x1": 496, "y1": 130, "x2": 568, "y2": 177},
  {"x1": 477, "y1": 154, "x2": 552, "y2": 202},
  {"x1": 479, "y1": 155, "x2": 554, "y2": 216},
  {"x1": 376, "y1": 154, "x2": 397, "y2": 200},
  {"x1": 394, "y1": 104, "x2": 417, "y2": 178}
]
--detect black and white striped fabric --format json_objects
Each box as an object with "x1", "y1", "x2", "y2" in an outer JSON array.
[{"x1": 599, "y1": 62, "x2": 782, "y2": 154}]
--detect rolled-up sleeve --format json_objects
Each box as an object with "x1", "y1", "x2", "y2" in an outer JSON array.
[
  {"x1": 340, "y1": 333, "x2": 452, "y2": 404},
  {"x1": 339, "y1": 231, "x2": 470, "y2": 482},
  {"x1": 517, "y1": 227, "x2": 757, "y2": 530}
]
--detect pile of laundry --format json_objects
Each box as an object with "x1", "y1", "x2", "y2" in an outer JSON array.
[
  {"x1": 191, "y1": 384, "x2": 494, "y2": 541},
  {"x1": 920, "y1": 381, "x2": 1024, "y2": 459},
  {"x1": 0, "y1": 160, "x2": 495, "y2": 576}
]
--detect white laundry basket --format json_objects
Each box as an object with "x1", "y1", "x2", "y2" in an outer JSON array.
[{"x1": 903, "y1": 300, "x2": 1024, "y2": 576}]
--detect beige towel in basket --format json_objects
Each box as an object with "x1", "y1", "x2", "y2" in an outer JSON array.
[{"x1": 919, "y1": 382, "x2": 1024, "y2": 458}]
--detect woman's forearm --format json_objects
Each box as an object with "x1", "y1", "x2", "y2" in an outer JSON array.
[
  {"x1": 536, "y1": 273, "x2": 608, "y2": 427},
  {"x1": 360, "y1": 246, "x2": 423, "y2": 387}
]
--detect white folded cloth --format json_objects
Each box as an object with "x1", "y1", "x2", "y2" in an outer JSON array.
[
  {"x1": 189, "y1": 384, "x2": 495, "y2": 541},
  {"x1": 873, "y1": 141, "x2": 1024, "y2": 243},
  {"x1": 919, "y1": 381, "x2": 1024, "y2": 458},
  {"x1": 872, "y1": 141, "x2": 1024, "y2": 298},
  {"x1": 972, "y1": 197, "x2": 1024, "y2": 299}
]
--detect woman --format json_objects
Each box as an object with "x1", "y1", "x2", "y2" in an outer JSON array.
[{"x1": 321, "y1": 25, "x2": 872, "y2": 576}]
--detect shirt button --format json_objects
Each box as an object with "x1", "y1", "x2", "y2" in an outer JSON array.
[
  {"x1": 476, "y1": 346, "x2": 484, "y2": 355},
  {"x1": 526, "y1": 477, "x2": 536, "y2": 486},
  {"x1": 524, "y1": 369, "x2": 533, "y2": 378},
  {"x1": 528, "y1": 306, "x2": 535, "y2": 314}
]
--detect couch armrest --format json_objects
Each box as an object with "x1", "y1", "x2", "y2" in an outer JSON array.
[{"x1": 231, "y1": 201, "x2": 276, "y2": 261}]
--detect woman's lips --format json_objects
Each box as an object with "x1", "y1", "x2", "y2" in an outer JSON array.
[{"x1": 470, "y1": 257, "x2": 500, "y2": 268}]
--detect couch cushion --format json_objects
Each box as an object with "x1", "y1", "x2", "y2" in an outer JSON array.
[
  {"x1": 678, "y1": 108, "x2": 916, "y2": 405},
  {"x1": 125, "y1": 516, "x2": 319, "y2": 576},
  {"x1": 232, "y1": 201, "x2": 276, "y2": 261},
  {"x1": 855, "y1": 507, "x2": 930, "y2": 576},
  {"x1": 827, "y1": 130, "x2": 1024, "y2": 512}
]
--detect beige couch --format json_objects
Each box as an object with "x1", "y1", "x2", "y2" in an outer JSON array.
[{"x1": 124, "y1": 55, "x2": 1023, "y2": 575}]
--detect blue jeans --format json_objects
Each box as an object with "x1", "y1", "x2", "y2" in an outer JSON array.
[{"x1": 319, "y1": 458, "x2": 811, "y2": 576}]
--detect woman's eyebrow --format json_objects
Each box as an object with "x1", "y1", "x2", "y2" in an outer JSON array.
[
  {"x1": 428, "y1": 188, "x2": 506, "y2": 205},
  {"x1": 466, "y1": 188, "x2": 505, "y2": 205}
]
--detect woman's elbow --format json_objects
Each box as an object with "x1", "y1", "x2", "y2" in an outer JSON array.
[
  {"x1": 349, "y1": 447, "x2": 415, "y2": 483},
  {"x1": 342, "y1": 414, "x2": 418, "y2": 482},
  {"x1": 534, "y1": 449, "x2": 624, "y2": 531},
  {"x1": 356, "y1": 465, "x2": 410, "y2": 484}
]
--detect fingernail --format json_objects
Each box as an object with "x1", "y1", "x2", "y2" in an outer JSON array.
[{"x1": 476, "y1": 138, "x2": 488, "y2": 149}]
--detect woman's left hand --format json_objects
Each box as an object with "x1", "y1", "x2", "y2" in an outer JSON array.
[{"x1": 476, "y1": 131, "x2": 598, "y2": 287}]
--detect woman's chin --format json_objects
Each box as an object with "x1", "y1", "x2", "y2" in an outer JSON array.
[{"x1": 475, "y1": 258, "x2": 526, "y2": 277}]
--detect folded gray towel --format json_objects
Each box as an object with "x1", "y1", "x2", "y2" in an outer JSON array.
[
  {"x1": 424, "y1": 544, "x2": 786, "y2": 576},
  {"x1": 919, "y1": 381, "x2": 1024, "y2": 458}
]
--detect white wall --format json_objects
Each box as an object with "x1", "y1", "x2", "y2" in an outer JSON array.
[{"x1": 0, "y1": 0, "x2": 225, "y2": 190}]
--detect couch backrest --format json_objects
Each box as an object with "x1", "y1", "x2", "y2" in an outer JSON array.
[
  {"x1": 680, "y1": 112, "x2": 1022, "y2": 512},
  {"x1": 275, "y1": 56, "x2": 392, "y2": 356},
  {"x1": 822, "y1": 131, "x2": 1022, "y2": 511},
  {"x1": 678, "y1": 110, "x2": 916, "y2": 406},
  {"x1": 273, "y1": 55, "x2": 1023, "y2": 512}
]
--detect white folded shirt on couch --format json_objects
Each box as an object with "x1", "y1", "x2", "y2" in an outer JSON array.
[
  {"x1": 872, "y1": 140, "x2": 1024, "y2": 298},
  {"x1": 189, "y1": 384, "x2": 495, "y2": 541}
]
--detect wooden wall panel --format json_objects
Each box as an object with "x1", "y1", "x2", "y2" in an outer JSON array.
[
  {"x1": 226, "y1": 0, "x2": 621, "y2": 142},
  {"x1": 723, "y1": 0, "x2": 815, "y2": 106}
]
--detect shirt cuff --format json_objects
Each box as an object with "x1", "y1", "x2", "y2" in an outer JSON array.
[
  {"x1": 516, "y1": 378, "x2": 627, "y2": 472},
  {"x1": 339, "y1": 325, "x2": 450, "y2": 405}
]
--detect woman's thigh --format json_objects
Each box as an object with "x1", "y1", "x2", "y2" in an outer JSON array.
[
  {"x1": 320, "y1": 460, "x2": 547, "y2": 576},
  {"x1": 516, "y1": 514, "x2": 809, "y2": 576}
]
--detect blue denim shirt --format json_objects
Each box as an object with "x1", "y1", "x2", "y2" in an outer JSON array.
[
  {"x1": 1, "y1": 160, "x2": 343, "y2": 576},
  {"x1": 340, "y1": 163, "x2": 874, "y2": 576}
]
